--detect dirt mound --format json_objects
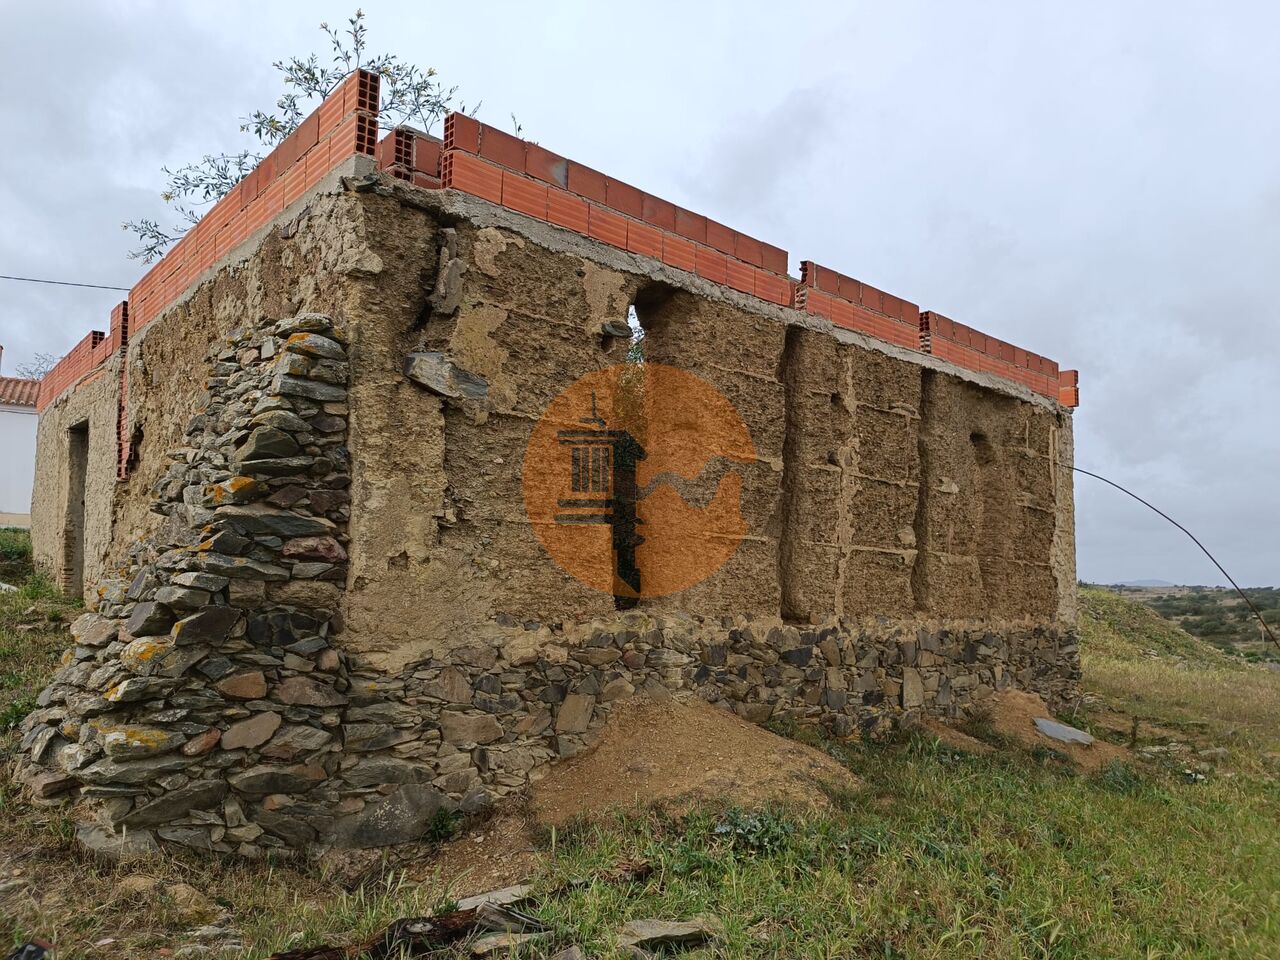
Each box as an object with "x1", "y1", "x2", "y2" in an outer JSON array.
[
  {"x1": 985, "y1": 690, "x2": 1130, "y2": 771},
  {"x1": 413, "y1": 695, "x2": 856, "y2": 897},
  {"x1": 923, "y1": 719, "x2": 994, "y2": 755},
  {"x1": 414, "y1": 813, "x2": 544, "y2": 900},
  {"x1": 529, "y1": 694, "x2": 858, "y2": 827}
]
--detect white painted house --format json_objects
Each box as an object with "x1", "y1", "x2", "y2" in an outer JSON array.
[{"x1": 0, "y1": 347, "x2": 40, "y2": 527}]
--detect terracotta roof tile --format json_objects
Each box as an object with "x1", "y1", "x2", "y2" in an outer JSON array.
[{"x1": 0, "y1": 376, "x2": 40, "y2": 407}]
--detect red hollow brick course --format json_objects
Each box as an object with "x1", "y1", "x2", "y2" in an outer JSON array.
[
  {"x1": 547, "y1": 188, "x2": 590, "y2": 233},
  {"x1": 46, "y1": 88, "x2": 1077, "y2": 417},
  {"x1": 626, "y1": 220, "x2": 664, "y2": 259},
  {"x1": 501, "y1": 171, "x2": 548, "y2": 219},
  {"x1": 588, "y1": 204, "x2": 628, "y2": 248}
]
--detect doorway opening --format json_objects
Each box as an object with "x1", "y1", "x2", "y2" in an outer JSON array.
[{"x1": 63, "y1": 422, "x2": 89, "y2": 597}]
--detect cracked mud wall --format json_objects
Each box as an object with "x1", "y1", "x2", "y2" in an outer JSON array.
[
  {"x1": 909, "y1": 371, "x2": 1065, "y2": 620},
  {"x1": 339, "y1": 188, "x2": 1076, "y2": 674},
  {"x1": 341, "y1": 197, "x2": 635, "y2": 670},
  {"x1": 778, "y1": 328, "x2": 924, "y2": 621}
]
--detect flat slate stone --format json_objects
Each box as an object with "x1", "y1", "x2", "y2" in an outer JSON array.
[
  {"x1": 618, "y1": 917, "x2": 723, "y2": 948},
  {"x1": 1033, "y1": 717, "x2": 1094, "y2": 746},
  {"x1": 455, "y1": 884, "x2": 534, "y2": 912}
]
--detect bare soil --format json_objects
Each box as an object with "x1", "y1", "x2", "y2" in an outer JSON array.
[
  {"x1": 984, "y1": 689, "x2": 1131, "y2": 771},
  {"x1": 529, "y1": 695, "x2": 859, "y2": 826},
  {"x1": 412, "y1": 694, "x2": 859, "y2": 897}
]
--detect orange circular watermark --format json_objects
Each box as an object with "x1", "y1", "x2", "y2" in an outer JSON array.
[{"x1": 522, "y1": 363, "x2": 756, "y2": 600}]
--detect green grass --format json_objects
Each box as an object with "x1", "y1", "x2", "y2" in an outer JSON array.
[
  {"x1": 0, "y1": 525, "x2": 33, "y2": 584},
  {"x1": 1, "y1": 573, "x2": 1278, "y2": 958},
  {"x1": 1079, "y1": 586, "x2": 1280, "y2": 753}
]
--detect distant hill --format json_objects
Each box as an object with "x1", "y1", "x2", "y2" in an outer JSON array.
[{"x1": 1091, "y1": 582, "x2": 1280, "y2": 663}]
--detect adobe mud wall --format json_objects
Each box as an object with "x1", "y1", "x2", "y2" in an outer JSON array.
[{"x1": 338, "y1": 185, "x2": 1076, "y2": 670}]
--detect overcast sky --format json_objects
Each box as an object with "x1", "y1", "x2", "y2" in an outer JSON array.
[{"x1": 1, "y1": 1, "x2": 1276, "y2": 587}]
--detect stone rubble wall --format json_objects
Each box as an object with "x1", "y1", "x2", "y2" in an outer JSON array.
[{"x1": 18, "y1": 313, "x2": 366, "y2": 856}]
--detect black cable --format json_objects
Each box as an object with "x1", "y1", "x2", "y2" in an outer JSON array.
[
  {"x1": 1073, "y1": 465, "x2": 1279, "y2": 655},
  {"x1": 0, "y1": 274, "x2": 130, "y2": 292}
]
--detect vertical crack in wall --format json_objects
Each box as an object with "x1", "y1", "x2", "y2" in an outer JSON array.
[
  {"x1": 970, "y1": 430, "x2": 1000, "y2": 610},
  {"x1": 831, "y1": 351, "x2": 859, "y2": 619},
  {"x1": 776, "y1": 326, "x2": 805, "y2": 622},
  {"x1": 909, "y1": 370, "x2": 933, "y2": 612}
]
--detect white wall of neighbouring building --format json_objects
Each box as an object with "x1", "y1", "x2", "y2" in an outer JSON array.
[{"x1": 0, "y1": 403, "x2": 38, "y2": 522}]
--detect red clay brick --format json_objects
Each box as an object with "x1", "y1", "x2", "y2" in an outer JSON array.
[
  {"x1": 502, "y1": 170, "x2": 548, "y2": 219},
  {"x1": 753, "y1": 271, "x2": 793, "y2": 306},
  {"x1": 525, "y1": 143, "x2": 568, "y2": 187},
  {"x1": 479, "y1": 125, "x2": 527, "y2": 170},
  {"x1": 445, "y1": 112, "x2": 481, "y2": 153},
  {"x1": 733, "y1": 233, "x2": 764, "y2": 267},
  {"x1": 258, "y1": 150, "x2": 278, "y2": 187},
  {"x1": 641, "y1": 194, "x2": 677, "y2": 232},
  {"x1": 376, "y1": 133, "x2": 397, "y2": 169},
  {"x1": 444, "y1": 151, "x2": 503, "y2": 204},
  {"x1": 626, "y1": 221, "x2": 663, "y2": 259},
  {"x1": 674, "y1": 208, "x2": 708, "y2": 244},
  {"x1": 725, "y1": 257, "x2": 754, "y2": 295},
  {"x1": 568, "y1": 162, "x2": 607, "y2": 203},
  {"x1": 705, "y1": 220, "x2": 735, "y2": 256},
  {"x1": 694, "y1": 247, "x2": 729, "y2": 284},
  {"x1": 836, "y1": 274, "x2": 861, "y2": 303},
  {"x1": 296, "y1": 112, "x2": 320, "y2": 152},
  {"x1": 414, "y1": 137, "x2": 442, "y2": 177},
  {"x1": 547, "y1": 188, "x2": 589, "y2": 233},
  {"x1": 814, "y1": 264, "x2": 840, "y2": 295},
  {"x1": 661, "y1": 233, "x2": 697, "y2": 273},
  {"x1": 588, "y1": 204, "x2": 628, "y2": 248},
  {"x1": 317, "y1": 95, "x2": 345, "y2": 139},
  {"x1": 605, "y1": 179, "x2": 644, "y2": 218},
  {"x1": 761, "y1": 244, "x2": 788, "y2": 276}
]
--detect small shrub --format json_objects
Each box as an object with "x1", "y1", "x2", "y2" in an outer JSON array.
[
  {"x1": 713, "y1": 807, "x2": 797, "y2": 856},
  {"x1": 0, "y1": 695, "x2": 36, "y2": 731}
]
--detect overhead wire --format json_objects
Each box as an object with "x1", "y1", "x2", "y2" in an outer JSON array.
[{"x1": 1074, "y1": 466, "x2": 1278, "y2": 655}]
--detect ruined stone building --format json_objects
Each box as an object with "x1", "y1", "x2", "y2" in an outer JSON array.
[{"x1": 18, "y1": 70, "x2": 1081, "y2": 855}]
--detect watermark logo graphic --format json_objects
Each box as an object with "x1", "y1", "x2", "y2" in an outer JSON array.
[{"x1": 522, "y1": 363, "x2": 756, "y2": 601}]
